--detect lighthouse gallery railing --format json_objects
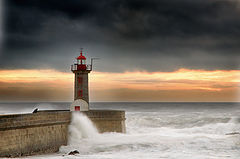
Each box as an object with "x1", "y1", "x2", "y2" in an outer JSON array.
[{"x1": 71, "y1": 64, "x2": 92, "y2": 71}]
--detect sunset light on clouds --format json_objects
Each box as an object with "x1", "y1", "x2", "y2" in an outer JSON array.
[
  {"x1": 1, "y1": 0, "x2": 240, "y2": 102},
  {"x1": 0, "y1": 69, "x2": 239, "y2": 102}
]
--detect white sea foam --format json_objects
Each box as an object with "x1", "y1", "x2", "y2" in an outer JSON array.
[
  {"x1": 57, "y1": 112, "x2": 240, "y2": 159},
  {"x1": 59, "y1": 112, "x2": 99, "y2": 154},
  {"x1": 68, "y1": 112, "x2": 99, "y2": 142}
]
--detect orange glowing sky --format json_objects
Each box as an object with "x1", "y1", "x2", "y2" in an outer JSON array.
[{"x1": 0, "y1": 69, "x2": 239, "y2": 102}]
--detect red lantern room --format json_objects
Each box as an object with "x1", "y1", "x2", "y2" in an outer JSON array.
[{"x1": 76, "y1": 50, "x2": 87, "y2": 70}]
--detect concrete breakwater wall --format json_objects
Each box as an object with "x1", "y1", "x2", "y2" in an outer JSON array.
[
  {"x1": 83, "y1": 110, "x2": 126, "y2": 133},
  {"x1": 0, "y1": 110, "x2": 126, "y2": 157}
]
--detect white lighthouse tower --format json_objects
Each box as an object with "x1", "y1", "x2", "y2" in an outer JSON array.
[{"x1": 70, "y1": 49, "x2": 92, "y2": 111}]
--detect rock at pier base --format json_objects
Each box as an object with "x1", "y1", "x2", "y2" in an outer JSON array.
[{"x1": 68, "y1": 150, "x2": 79, "y2": 155}]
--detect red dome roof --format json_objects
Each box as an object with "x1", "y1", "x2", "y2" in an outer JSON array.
[{"x1": 77, "y1": 52, "x2": 86, "y2": 60}]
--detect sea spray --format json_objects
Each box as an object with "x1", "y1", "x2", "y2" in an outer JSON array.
[
  {"x1": 41, "y1": 103, "x2": 240, "y2": 158},
  {"x1": 68, "y1": 112, "x2": 99, "y2": 145},
  {"x1": 59, "y1": 112, "x2": 100, "y2": 154}
]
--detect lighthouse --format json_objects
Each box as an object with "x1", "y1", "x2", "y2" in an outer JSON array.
[{"x1": 70, "y1": 49, "x2": 92, "y2": 111}]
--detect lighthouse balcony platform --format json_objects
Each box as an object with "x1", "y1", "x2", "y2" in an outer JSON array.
[{"x1": 71, "y1": 64, "x2": 92, "y2": 71}]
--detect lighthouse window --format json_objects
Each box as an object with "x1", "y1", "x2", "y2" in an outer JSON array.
[{"x1": 82, "y1": 60, "x2": 86, "y2": 64}]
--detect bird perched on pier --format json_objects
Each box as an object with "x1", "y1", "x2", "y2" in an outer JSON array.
[{"x1": 32, "y1": 108, "x2": 38, "y2": 113}]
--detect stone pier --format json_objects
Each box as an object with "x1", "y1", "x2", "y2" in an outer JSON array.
[{"x1": 0, "y1": 110, "x2": 126, "y2": 157}]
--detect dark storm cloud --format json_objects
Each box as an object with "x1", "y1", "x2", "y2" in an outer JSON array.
[{"x1": 1, "y1": 0, "x2": 240, "y2": 72}]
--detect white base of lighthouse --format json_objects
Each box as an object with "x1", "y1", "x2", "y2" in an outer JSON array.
[{"x1": 70, "y1": 99, "x2": 89, "y2": 111}]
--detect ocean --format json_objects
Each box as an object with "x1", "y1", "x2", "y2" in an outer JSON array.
[{"x1": 0, "y1": 102, "x2": 240, "y2": 159}]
